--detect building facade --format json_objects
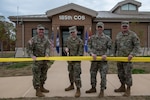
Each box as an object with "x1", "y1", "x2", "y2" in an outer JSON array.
[{"x1": 8, "y1": 0, "x2": 150, "y2": 57}]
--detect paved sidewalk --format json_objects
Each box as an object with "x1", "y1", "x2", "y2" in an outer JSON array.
[{"x1": 0, "y1": 61, "x2": 150, "y2": 98}]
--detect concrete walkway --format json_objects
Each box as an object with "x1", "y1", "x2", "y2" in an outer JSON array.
[{"x1": 0, "y1": 61, "x2": 150, "y2": 98}]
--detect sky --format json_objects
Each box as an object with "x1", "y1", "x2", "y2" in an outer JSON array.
[{"x1": 0, "y1": 0, "x2": 150, "y2": 21}]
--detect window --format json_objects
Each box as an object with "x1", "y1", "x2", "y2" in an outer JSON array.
[
  {"x1": 32, "y1": 29, "x2": 37, "y2": 37},
  {"x1": 32, "y1": 28, "x2": 49, "y2": 37},
  {"x1": 122, "y1": 4, "x2": 128, "y2": 10},
  {"x1": 103, "y1": 29, "x2": 112, "y2": 38},
  {"x1": 121, "y1": 4, "x2": 136, "y2": 11},
  {"x1": 129, "y1": 4, "x2": 136, "y2": 10}
]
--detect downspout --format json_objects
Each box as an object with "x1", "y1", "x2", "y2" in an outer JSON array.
[
  {"x1": 21, "y1": 18, "x2": 25, "y2": 56},
  {"x1": 148, "y1": 24, "x2": 150, "y2": 48},
  {"x1": 148, "y1": 24, "x2": 150, "y2": 56}
]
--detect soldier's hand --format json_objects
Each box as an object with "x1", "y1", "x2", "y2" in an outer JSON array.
[
  {"x1": 91, "y1": 53, "x2": 97, "y2": 60},
  {"x1": 45, "y1": 54, "x2": 49, "y2": 57},
  {"x1": 32, "y1": 56, "x2": 36, "y2": 60},
  {"x1": 102, "y1": 55, "x2": 107, "y2": 61},
  {"x1": 128, "y1": 55, "x2": 133, "y2": 61},
  {"x1": 65, "y1": 47, "x2": 69, "y2": 52}
]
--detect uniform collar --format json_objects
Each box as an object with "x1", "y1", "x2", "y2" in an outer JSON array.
[
  {"x1": 122, "y1": 30, "x2": 130, "y2": 36},
  {"x1": 70, "y1": 36, "x2": 77, "y2": 40},
  {"x1": 96, "y1": 32, "x2": 105, "y2": 38}
]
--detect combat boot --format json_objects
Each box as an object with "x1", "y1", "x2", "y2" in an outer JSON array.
[
  {"x1": 98, "y1": 89, "x2": 104, "y2": 98},
  {"x1": 75, "y1": 88, "x2": 81, "y2": 97},
  {"x1": 40, "y1": 85, "x2": 49, "y2": 93},
  {"x1": 114, "y1": 84, "x2": 126, "y2": 92},
  {"x1": 65, "y1": 83, "x2": 74, "y2": 91},
  {"x1": 85, "y1": 87, "x2": 96, "y2": 93},
  {"x1": 36, "y1": 88, "x2": 45, "y2": 97},
  {"x1": 123, "y1": 86, "x2": 130, "y2": 97}
]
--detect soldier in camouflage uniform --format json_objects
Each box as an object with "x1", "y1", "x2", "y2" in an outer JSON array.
[
  {"x1": 85, "y1": 22, "x2": 112, "y2": 97},
  {"x1": 64, "y1": 26, "x2": 83, "y2": 97},
  {"x1": 26, "y1": 24, "x2": 51, "y2": 97},
  {"x1": 114, "y1": 21, "x2": 141, "y2": 97}
]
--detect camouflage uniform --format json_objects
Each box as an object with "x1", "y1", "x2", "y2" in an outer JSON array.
[
  {"x1": 26, "y1": 35, "x2": 51, "y2": 89},
  {"x1": 88, "y1": 32, "x2": 112, "y2": 90},
  {"x1": 65, "y1": 36, "x2": 83, "y2": 88},
  {"x1": 114, "y1": 30, "x2": 141, "y2": 87}
]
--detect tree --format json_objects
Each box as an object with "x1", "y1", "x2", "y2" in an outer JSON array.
[
  {"x1": 0, "y1": 16, "x2": 16, "y2": 54},
  {"x1": 0, "y1": 16, "x2": 6, "y2": 52}
]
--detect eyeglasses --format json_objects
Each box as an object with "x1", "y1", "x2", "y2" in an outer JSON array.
[
  {"x1": 98, "y1": 26, "x2": 102, "y2": 28},
  {"x1": 71, "y1": 31, "x2": 75, "y2": 33},
  {"x1": 122, "y1": 26, "x2": 128, "y2": 28}
]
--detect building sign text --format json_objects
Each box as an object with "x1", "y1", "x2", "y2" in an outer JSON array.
[{"x1": 59, "y1": 15, "x2": 85, "y2": 20}]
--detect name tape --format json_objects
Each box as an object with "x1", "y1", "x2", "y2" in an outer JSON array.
[{"x1": 0, "y1": 56, "x2": 150, "y2": 62}]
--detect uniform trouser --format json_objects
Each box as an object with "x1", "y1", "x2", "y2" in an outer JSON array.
[
  {"x1": 90, "y1": 61, "x2": 108, "y2": 90},
  {"x1": 117, "y1": 62, "x2": 133, "y2": 86},
  {"x1": 32, "y1": 61, "x2": 49, "y2": 89},
  {"x1": 67, "y1": 61, "x2": 82, "y2": 88}
]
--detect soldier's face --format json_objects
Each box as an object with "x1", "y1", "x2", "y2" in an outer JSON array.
[
  {"x1": 70, "y1": 31, "x2": 77, "y2": 38},
  {"x1": 37, "y1": 29, "x2": 45, "y2": 37},
  {"x1": 121, "y1": 25, "x2": 129, "y2": 32},
  {"x1": 97, "y1": 26, "x2": 104, "y2": 33}
]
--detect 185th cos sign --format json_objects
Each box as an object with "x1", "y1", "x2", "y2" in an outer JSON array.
[{"x1": 59, "y1": 15, "x2": 85, "y2": 20}]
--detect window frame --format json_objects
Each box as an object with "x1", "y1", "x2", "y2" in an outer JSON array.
[
  {"x1": 121, "y1": 3, "x2": 136, "y2": 11},
  {"x1": 103, "y1": 29, "x2": 112, "y2": 39}
]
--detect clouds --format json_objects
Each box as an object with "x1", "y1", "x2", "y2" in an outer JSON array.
[
  {"x1": 69, "y1": 0, "x2": 121, "y2": 11},
  {"x1": 0, "y1": 0, "x2": 149, "y2": 20},
  {"x1": 139, "y1": 0, "x2": 150, "y2": 11}
]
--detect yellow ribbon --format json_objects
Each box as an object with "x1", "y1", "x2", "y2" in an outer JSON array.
[{"x1": 0, "y1": 56, "x2": 150, "y2": 62}]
